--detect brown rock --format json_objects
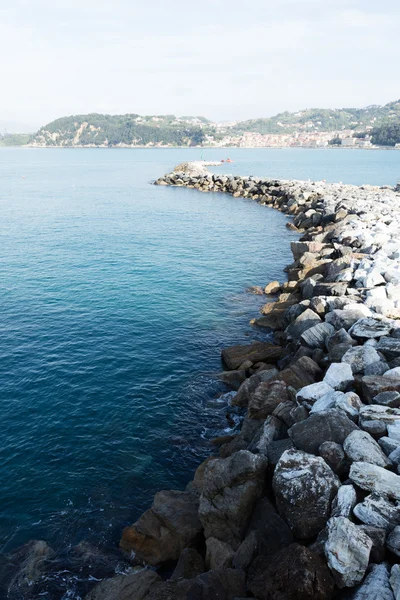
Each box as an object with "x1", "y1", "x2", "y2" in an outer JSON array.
[
  {"x1": 276, "y1": 356, "x2": 322, "y2": 390},
  {"x1": 362, "y1": 375, "x2": 400, "y2": 404},
  {"x1": 264, "y1": 281, "x2": 281, "y2": 295},
  {"x1": 221, "y1": 342, "x2": 283, "y2": 371},
  {"x1": 171, "y1": 548, "x2": 205, "y2": 580},
  {"x1": 248, "y1": 381, "x2": 290, "y2": 420}
]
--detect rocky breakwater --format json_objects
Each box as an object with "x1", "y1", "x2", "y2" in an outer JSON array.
[{"x1": 87, "y1": 167, "x2": 400, "y2": 599}]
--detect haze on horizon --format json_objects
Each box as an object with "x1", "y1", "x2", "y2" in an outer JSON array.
[{"x1": 1, "y1": 0, "x2": 399, "y2": 131}]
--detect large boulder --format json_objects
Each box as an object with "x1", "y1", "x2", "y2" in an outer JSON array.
[
  {"x1": 85, "y1": 570, "x2": 161, "y2": 600},
  {"x1": 343, "y1": 430, "x2": 390, "y2": 467},
  {"x1": 353, "y1": 492, "x2": 400, "y2": 531},
  {"x1": 350, "y1": 562, "x2": 394, "y2": 600},
  {"x1": 120, "y1": 490, "x2": 202, "y2": 565},
  {"x1": 231, "y1": 368, "x2": 279, "y2": 407},
  {"x1": 199, "y1": 450, "x2": 267, "y2": 547},
  {"x1": 276, "y1": 356, "x2": 322, "y2": 390},
  {"x1": 272, "y1": 449, "x2": 340, "y2": 539},
  {"x1": 248, "y1": 380, "x2": 289, "y2": 419},
  {"x1": 221, "y1": 342, "x2": 282, "y2": 370},
  {"x1": 248, "y1": 543, "x2": 335, "y2": 600},
  {"x1": 289, "y1": 409, "x2": 358, "y2": 454},
  {"x1": 350, "y1": 462, "x2": 400, "y2": 501},
  {"x1": 362, "y1": 376, "x2": 400, "y2": 403},
  {"x1": 324, "y1": 517, "x2": 372, "y2": 588}
]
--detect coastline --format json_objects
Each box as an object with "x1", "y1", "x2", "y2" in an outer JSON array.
[{"x1": 102, "y1": 162, "x2": 400, "y2": 598}]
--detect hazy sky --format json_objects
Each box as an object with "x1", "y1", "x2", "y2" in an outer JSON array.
[{"x1": 1, "y1": 0, "x2": 399, "y2": 128}]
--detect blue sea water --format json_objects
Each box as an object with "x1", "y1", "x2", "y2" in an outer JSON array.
[{"x1": 0, "y1": 147, "x2": 399, "y2": 597}]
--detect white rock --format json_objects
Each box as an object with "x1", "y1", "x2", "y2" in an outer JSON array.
[
  {"x1": 342, "y1": 345, "x2": 383, "y2": 374},
  {"x1": 350, "y1": 563, "x2": 394, "y2": 600},
  {"x1": 349, "y1": 317, "x2": 392, "y2": 339},
  {"x1": 336, "y1": 392, "x2": 363, "y2": 421},
  {"x1": 296, "y1": 381, "x2": 334, "y2": 407},
  {"x1": 388, "y1": 423, "x2": 400, "y2": 442},
  {"x1": 379, "y1": 436, "x2": 400, "y2": 456},
  {"x1": 324, "y1": 517, "x2": 372, "y2": 588},
  {"x1": 390, "y1": 565, "x2": 400, "y2": 600},
  {"x1": 350, "y1": 462, "x2": 400, "y2": 501},
  {"x1": 300, "y1": 322, "x2": 335, "y2": 349},
  {"x1": 353, "y1": 493, "x2": 400, "y2": 531},
  {"x1": 331, "y1": 484, "x2": 357, "y2": 518},
  {"x1": 344, "y1": 430, "x2": 390, "y2": 467},
  {"x1": 310, "y1": 390, "x2": 345, "y2": 414},
  {"x1": 359, "y1": 405, "x2": 400, "y2": 425},
  {"x1": 323, "y1": 362, "x2": 354, "y2": 391},
  {"x1": 384, "y1": 367, "x2": 400, "y2": 378}
]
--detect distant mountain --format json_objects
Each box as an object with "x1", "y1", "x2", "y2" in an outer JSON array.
[
  {"x1": 0, "y1": 120, "x2": 36, "y2": 134},
  {"x1": 29, "y1": 101, "x2": 400, "y2": 147}
]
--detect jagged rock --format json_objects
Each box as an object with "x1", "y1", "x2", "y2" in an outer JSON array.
[
  {"x1": 324, "y1": 517, "x2": 372, "y2": 588},
  {"x1": 358, "y1": 525, "x2": 386, "y2": 562},
  {"x1": 344, "y1": 430, "x2": 390, "y2": 467},
  {"x1": 272, "y1": 449, "x2": 340, "y2": 539},
  {"x1": 374, "y1": 391, "x2": 400, "y2": 408},
  {"x1": 310, "y1": 390, "x2": 346, "y2": 414},
  {"x1": 267, "y1": 438, "x2": 295, "y2": 467},
  {"x1": 218, "y1": 370, "x2": 247, "y2": 390},
  {"x1": 300, "y1": 322, "x2": 335, "y2": 349},
  {"x1": 251, "y1": 415, "x2": 286, "y2": 455},
  {"x1": 336, "y1": 391, "x2": 363, "y2": 421},
  {"x1": 296, "y1": 381, "x2": 334, "y2": 408},
  {"x1": 289, "y1": 409, "x2": 358, "y2": 454},
  {"x1": 171, "y1": 548, "x2": 205, "y2": 580},
  {"x1": 359, "y1": 404, "x2": 400, "y2": 426},
  {"x1": 349, "y1": 563, "x2": 394, "y2": 600},
  {"x1": 205, "y1": 538, "x2": 234, "y2": 570},
  {"x1": 331, "y1": 484, "x2": 357, "y2": 518},
  {"x1": 232, "y1": 531, "x2": 258, "y2": 570},
  {"x1": 277, "y1": 356, "x2": 322, "y2": 390},
  {"x1": 85, "y1": 570, "x2": 162, "y2": 600},
  {"x1": 342, "y1": 345, "x2": 385, "y2": 374},
  {"x1": 245, "y1": 496, "x2": 293, "y2": 557},
  {"x1": 327, "y1": 328, "x2": 356, "y2": 352},
  {"x1": 120, "y1": 490, "x2": 201, "y2": 565},
  {"x1": 377, "y1": 337, "x2": 400, "y2": 361},
  {"x1": 390, "y1": 564, "x2": 400, "y2": 599},
  {"x1": 313, "y1": 281, "x2": 348, "y2": 296},
  {"x1": 144, "y1": 569, "x2": 246, "y2": 600},
  {"x1": 272, "y1": 399, "x2": 297, "y2": 427},
  {"x1": 231, "y1": 369, "x2": 279, "y2": 407},
  {"x1": 248, "y1": 380, "x2": 289, "y2": 420},
  {"x1": 387, "y1": 525, "x2": 400, "y2": 557},
  {"x1": 319, "y1": 441, "x2": 348, "y2": 476},
  {"x1": 285, "y1": 308, "x2": 322, "y2": 340},
  {"x1": 323, "y1": 362, "x2": 354, "y2": 391},
  {"x1": 221, "y1": 342, "x2": 282, "y2": 370},
  {"x1": 354, "y1": 493, "x2": 400, "y2": 531},
  {"x1": 349, "y1": 317, "x2": 392, "y2": 340},
  {"x1": 326, "y1": 308, "x2": 370, "y2": 331},
  {"x1": 350, "y1": 462, "x2": 400, "y2": 501},
  {"x1": 199, "y1": 450, "x2": 267, "y2": 546},
  {"x1": 248, "y1": 543, "x2": 335, "y2": 600}
]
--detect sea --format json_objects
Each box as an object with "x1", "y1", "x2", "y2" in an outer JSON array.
[{"x1": 0, "y1": 147, "x2": 399, "y2": 598}]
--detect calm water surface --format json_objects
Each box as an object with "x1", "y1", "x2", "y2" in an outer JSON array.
[{"x1": 0, "y1": 147, "x2": 399, "y2": 597}]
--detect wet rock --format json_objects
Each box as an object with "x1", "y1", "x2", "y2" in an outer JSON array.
[
  {"x1": 120, "y1": 490, "x2": 201, "y2": 565},
  {"x1": 6, "y1": 540, "x2": 55, "y2": 598},
  {"x1": 205, "y1": 538, "x2": 234, "y2": 570},
  {"x1": 221, "y1": 342, "x2": 282, "y2": 370},
  {"x1": 218, "y1": 370, "x2": 247, "y2": 390},
  {"x1": 331, "y1": 484, "x2": 357, "y2": 518},
  {"x1": 354, "y1": 493, "x2": 400, "y2": 531},
  {"x1": 248, "y1": 543, "x2": 335, "y2": 600},
  {"x1": 344, "y1": 430, "x2": 390, "y2": 467},
  {"x1": 350, "y1": 462, "x2": 400, "y2": 501},
  {"x1": 289, "y1": 409, "x2": 358, "y2": 454},
  {"x1": 349, "y1": 562, "x2": 394, "y2": 600},
  {"x1": 144, "y1": 569, "x2": 246, "y2": 600},
  {"x1": 85, "y1": 570, "x2": 162, "y2": 600},
  {"x1": 231, "y1": 369, "x2": 279, "y2": 407},
  {"x1": 248, "y1": 380, "x2": 289, "y2": 420},
  {"x1": 273, "y1": 449, "x2": 340, "y2": 539},
  {"x1": 300, "y1": 322, "x2": 335, "y2": 349},
  {"x1": 324, "y1": 517, "x2": 372, "y2": 588},
  {"x1": 199, "y1": 450, "x2": 267, "y2": 546},
  {"x1": 171, "y1": 548, "x2": 205, "y2": 580},
  {"x1": 323, "y1": 362, "x2": 354, "y2": 391}
]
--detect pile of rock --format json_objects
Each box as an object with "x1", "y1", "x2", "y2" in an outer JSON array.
[{"x1": 86, "y1": 168, "x2": 400, "y2": 599}]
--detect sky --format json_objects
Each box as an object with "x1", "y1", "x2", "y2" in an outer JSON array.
[{"x1": 1, "y1": 0, "x2": 399, "y2": 130}]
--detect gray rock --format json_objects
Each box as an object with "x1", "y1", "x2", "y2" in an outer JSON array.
[
  {"x1": 323, "y1": 362, "x2": 354, "y2": 391},
  {"x1": 331, "y1": 484, "x2": 357, "y2": 518},
  {"x1": 349, "y1": 317, "x2": 392, "y2": 340},
  {"x1": 390, "y1": 564, "x2": 400, "y2": 600},
  {"x1": 296, "y1": 381, "x2": 334, "y2": 407},
  {"x1": 342, "y1": 345, "x2": 384, "y2": 374},
  {"x1": 171, "y1": 548, "x2": 204, "y2": 580},
  {"x1": 387, "y1": 525, "x2": 400, "y2": 557},
  {"x1": 354, "y1": 493, "x2": 400, "y2": 531},
  {"x1": 289, "y1": 409, "x2": 358, "y2": 454},
  {"x1": 344, "y1": 430, "x2": 390, "y2": 467},
  {"x1": 377, "y1": 337, "x2": 400, "y2": 361},
  {"x1": 324, "y1": 517, "x2": 372, "y2": 588},
  {"x1": 310, "y1": 390, "x2": 345, "y2": 414},
  {"x1": 336, "y1": 392, "x2": 363, "y2": 421},
  {"x1": 349, "y1": 563, "x2": 394, "y2": 600},
  {"x1": 199, "y1": 450, "x2": 267, "y2": 546},
  {"x1": 375, "y1": 391, "x2": 400, "y2": 408},
  {"x1": 350, "y1": 462, "x2": 400, "y2": 501},
  {"x1": 205, "y1": 538, "x2": 234, "y2": 570},
  {"x1": 319, "y1": 441, "x2": 348, "y2": 476},
  {"x1": 85, "y1": 570, "x2": 161, "y2": 600},
  {"x1": 362, "y1": 376, "x2": 400, "y2": 403},
  {"x1": 273, "y1": 449, "x2": 340, "y2": 539},
  {"x1": 379, "y1": 436, "x2": 400, "y2": 455},
  {"x1": 359, "y1": 404, "x2": 400, "y2": 426},
  {"x1": 285, "y1": 308, "x2": 322, "y2": 341},
  {"x1": 385, "y1": 367, "x2": 400, "y2": 377},
  {"x1": 327, "y1": 328, "x2": 356, "y2": 352},
  {"x1": 358, "y1": 525, "x2": 387, "y2": 562},
  {"x1": 300, "y1": 322, "x2": 335, "y2": 349}
]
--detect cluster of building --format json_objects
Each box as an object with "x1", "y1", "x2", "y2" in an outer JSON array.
[{"x1": 204, "y1": 130, "x2": 374, "y2": 149}]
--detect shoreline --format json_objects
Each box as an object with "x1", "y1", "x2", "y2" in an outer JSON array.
[
  {"x1": 107, "y1": 163, "x2": 400, "y2": 598},
  {"x1": 11, "y1": 144, "x2": 400, "y2": 150}
]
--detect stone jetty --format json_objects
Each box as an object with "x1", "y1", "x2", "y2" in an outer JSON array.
[{"x1": 88, "y1": 165, "x2": 400, "y2": 599}]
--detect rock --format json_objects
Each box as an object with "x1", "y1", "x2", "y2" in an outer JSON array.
[
  {"x1": 291, "y1": 240, "x2": 327, "y2": 260},
  {"x1": 248, "y1": 543, "x2": 334, "y2": 600},
  {"x1": 267, "y1": 438, "x2": 295, "y2": 467},
  {"x1": 265, "y1": 281, "x2": 281, "y2": 294},
  {"x1": 342, "y1": 345, "x2": 384, "y2": 375},
  {"x1": 379, "y1": 436, "x2": 400, "y2": 456},
  {"x1": 323, "y1": 362, "x2": 354, "y2": 391},
  {"x1": 221, "y1": 342, "x2": 282, "y2": 370},
  {"x1": 327, "y1": 328, "x2": 356, "y2": 352},
  {"x1": 296, "y1": 381, "x2": 334, "y2": 408},
  {"x1": 120, "y1": 490, "x2": 201, "y2": 565},
  {"x1": 350, "y1": 563, "x2": 394, "y2": 600},
  {"x1": 377, "y1": 337, "x2": 400, "y2": 361},
  {"x1": 272, "y1": 449, "x2": 340, "y2": 539},
  {"x1": 336, "y1": 391, "x2": 363, "y2": 421},
  {"x1": 300, "y1": 322, "x2": 335, "y2": 349},
  {"x1": 247, "y1": 285, "x2": 264, "y2": 295},
  {"x1": 385, "y1": 367, "x2": 400, "y2": 377},
  {"x1": 358, "y1": 525, "x2": 386, "y2": 562},
  {"x1": 6, "y1": 540, "x2": 55, "y2": 598},
  {"x1": 354, "y1": 493, "x2": 400, "y2": 531},
  {"x1": 231, "y1": 530, "x2": 259, "y2": 571},
  {"x1": 359, "y1": 404, "x2": 400, "y2": 426},
  {"x1": 331, "y1": 484, "x2": 357, "y2": 518},
  {"x1": 313, "y1": 281, "x2": 348, "y2": 296},
  {"x1": 387, "y1": 525, "x2": 400, "y2": 557},
  {"x1": 324, "y1": 517, "x2": 372, "y2": 588},
  {"x1": 391, "y1": 565, "x2": 400, "y2": 599},
  {"x1": 319, "y1": 441, "x2": 348, "y2": 476},
  {"x1": 85, "y1": 570, "x2": 162, "y2": 600},
  {"x1": 349, "y1": 318, "x2": 392, "y2": 340},
  {"x1": 344, "y1": 430, "x2": 390, "y2": 467},
  {"x1": 218, "y1": 370, "x2": 247, "y2": 390},
  {"x1": 277, "y1": 356, "x2": 322, "y2": 390},
  {"x1": 171, "y1": 548, "x2": 205, "y2": 580},
  {"x1": 248, "y1": 380, "x2": 289, "y2": 420},
  {"x1": 310, "y1": 390, "x2": 345, "y2": 414},
  {"x1": 145, "y1": 569, "x2": 246, "y2": 600},
  {"x1": 205, "y1": 538, "x2": 234, "y2": 570},
  {"x1": 232, "y1": 369, "x2": 279, "y2": 407},
  {"x1": 289, "y1": 409, "x2": 358, "y2": 454},
  {"x1": 285, "y1": 308, "x2": 322, "y2": 340},
  {"x1": 199, "y1": 450, "x2": 267, "y2": 546},
  {"x1": 375, "y1": 391, "x2": 400, "y2": 408},
  {"x1": 327, "y1": 309, "x2": 371, "y2": 331},
  {"x1": 350, "y1": 462, "x2": 400, "y2": 501}
]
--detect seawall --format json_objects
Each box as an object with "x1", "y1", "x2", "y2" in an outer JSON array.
[{"x1": 90, "y1": 164, "x2": 400, "y2": 599}]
